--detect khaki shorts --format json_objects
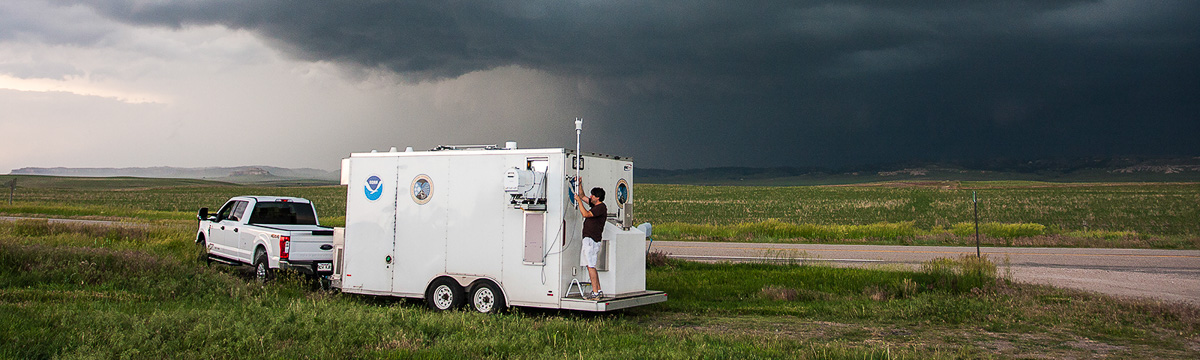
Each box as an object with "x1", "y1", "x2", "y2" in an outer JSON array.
[{"x1": 580, "y1": 237, "x2": 601, "y2": 268}]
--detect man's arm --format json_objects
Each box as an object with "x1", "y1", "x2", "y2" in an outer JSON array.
[
  {"x1": 577, "y1": 201, "x2": 592, "y2": 217},
  {"x1": 576, "y1": 177, "x2": 593, "y2": 217}
]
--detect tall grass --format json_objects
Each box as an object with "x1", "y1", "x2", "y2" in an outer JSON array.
[
  {"x1": 948, "y1": 222, "x2": 1045, "y2": 238},
  {"x1": 0, "y1": 223, "x2": 972, "y2": 359},
  {"x1": 652, "y1": 218, "x2": 1200, "y2": 248},
  {"x1": 636, "y1": 182, "x2": 1200, "y2": 236},
  {"x1": 4, "y1": 177, "x2": 1197, "y2": 248},
  {"x1": 656, "y1": 219, "x2": 921, "y2": 241},
  {"x1": 661, "y1": 220, "x2": 1047, "y2": 241},
  {"x1": 1, "y1": 220, "x2": 1197, "y2": 358}
]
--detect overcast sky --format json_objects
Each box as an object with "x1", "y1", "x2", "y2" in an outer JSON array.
[{"x1": 2, "y1": 0, "x2": 1197, "y2": 172}]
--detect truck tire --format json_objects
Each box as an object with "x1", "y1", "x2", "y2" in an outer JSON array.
[
  {"x1": 318, "y1": 276, "x2": 332, "y2": 291},
  {"x1": 425, "y1": 278, "x2": 464, "y2": 311},
  {"x1": 197, "y1": 238, "x2": 210, "y2": 265},
  {"x1": 469, "y1": 281, "x2": 506, "y2": 314},
  {"x1": 254, "y1": 252, "x2": 273, "y2": 283}
]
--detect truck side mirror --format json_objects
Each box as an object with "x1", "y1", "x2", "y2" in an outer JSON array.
[{"x1": 198, "y1": 207, "x2": 208, "y2": 221}]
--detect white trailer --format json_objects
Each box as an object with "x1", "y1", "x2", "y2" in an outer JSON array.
[{"x1": 331, "y1": 144, "x2": 666, "y2": 312}]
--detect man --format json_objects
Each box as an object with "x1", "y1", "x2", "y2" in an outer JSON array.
[{"x1": 575, "y1": 177, "x2": 607, "y2": 300}]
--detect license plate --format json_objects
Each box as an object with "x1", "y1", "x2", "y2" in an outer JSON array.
[{"x1": 317, "y1": 263, "x2": 332, "y2": 272}]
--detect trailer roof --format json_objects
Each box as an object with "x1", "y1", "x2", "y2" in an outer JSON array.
[{"x1": 348, "y1": 147, "x2": 631, "y2": 161}]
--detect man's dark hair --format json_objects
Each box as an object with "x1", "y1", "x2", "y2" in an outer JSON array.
[{"x1": 590, "y1": 187, "x2": 605, "y2": 201}]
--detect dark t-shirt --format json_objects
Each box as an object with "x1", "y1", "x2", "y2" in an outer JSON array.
[{"x1": 582, "y1": 202, "x2": 607, "y2": 242}]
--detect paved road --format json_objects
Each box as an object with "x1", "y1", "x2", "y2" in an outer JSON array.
[{"x1": 649, "y1": 240, "x2": 1200, "y2": 305}]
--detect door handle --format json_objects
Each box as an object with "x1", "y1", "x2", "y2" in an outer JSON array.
[
  {"x1": 220, "y1": 226, "x2": 225, "y2": 230},
  {"x1": 233, "y1": 228, "x2": 238, "y2": 233}
]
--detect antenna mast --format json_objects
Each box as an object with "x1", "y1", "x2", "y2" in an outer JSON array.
[{"x1": 575, "y1": 117, "x2": 583, "y2": 181}]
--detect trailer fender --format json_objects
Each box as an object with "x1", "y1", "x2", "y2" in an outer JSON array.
[
  {"x1": 466, "y1": 278, "x2": 509, "y2": 307},
  {"x1": 427, "y1": 274, "x2": 509, "y2": 306}
]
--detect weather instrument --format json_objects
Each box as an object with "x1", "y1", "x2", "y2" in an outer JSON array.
[{"x1": 570, "y1": 117, "x2": 583, "y2": 206}]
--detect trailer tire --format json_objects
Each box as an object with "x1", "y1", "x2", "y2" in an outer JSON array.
[
  {"x1": 426, "y1": 278, "x2": 464, "y2": 311},
  {"x1": 254, "y1": 252, "x2": 273, "y2": 283},
  {"x1": 469, "y1": 281, "x2": 506, "y2": 314}
]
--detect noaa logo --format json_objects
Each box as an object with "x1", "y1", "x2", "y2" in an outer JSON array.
[{"x1": 364, "y1": 175, "x2": 383, "y2": 201}]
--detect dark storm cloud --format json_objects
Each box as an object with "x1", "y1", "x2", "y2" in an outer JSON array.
[
  {"x1": 61, "y1": 0, "x2": 1200, "y2": 168},
  {"x1": 1, "y1": 1, "x2": 122, "y2": 46}
]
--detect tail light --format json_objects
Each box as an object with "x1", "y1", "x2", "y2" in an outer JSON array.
[{"x1": 280, "y1": 236, "x2": 291, "y2": 259}]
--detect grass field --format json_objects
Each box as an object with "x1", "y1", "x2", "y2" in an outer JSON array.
[
  {"x1": 3, "y1": 175, "x2": 1197, "y2": 249},
  {"x1": 2, "y1": 176, "x2": 1199, "y2": 357},
  {"x1": 2, "y1": 219, "x2": 1197, "y2": 358},
  {"x1": 636, "y1": 182, "x2": 1200, "y2": 249}
]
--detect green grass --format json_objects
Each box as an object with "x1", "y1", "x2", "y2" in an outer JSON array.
[
  {"x1": 635, "y1": 182, "x2": 1200, "y2": 235},
  {"x1": 636, "y1": 182, "x2": 1200, "y2": 249},
  {"x1": 2, "y1": 176, "x2": 1198, "y2": 357},
  {"x1": 4, "y1": 176, "x2": 1199, "y2": 248},
  {"x1": 0, "y1": 174, "x2": 346, "y2": 220},
  {"x1": 1, "y1": 220, "x2": 1197, "y2": 358}
]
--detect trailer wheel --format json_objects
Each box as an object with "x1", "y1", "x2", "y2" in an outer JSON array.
[
  {"x1": 470, "y1": 282, "x2": 506, "y2": 314},
  {"x1": 254, "y1": 252, "x2": 273, "y2": 283},
  {"x1": 426, "y1": 278, "x2": 464, "y2": 311}
]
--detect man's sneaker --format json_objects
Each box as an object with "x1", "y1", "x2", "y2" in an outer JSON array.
[
  {"x1": 587, "y1": 291, "x2": 600, "y2": 300},
  {"x1": 594, "y1": 291, "x2": 604, "y2": 299}
]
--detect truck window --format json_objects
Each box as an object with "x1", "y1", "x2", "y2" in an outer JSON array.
[
  {"x1": 230, "y1": 201, "x2": 249, "y2": 222},
  {"x1": 216, "y1": 201, "x2": 236, "y2": 221},
  {"x1": 248, "y1": 202, "x2": 318, "y2": 225}
]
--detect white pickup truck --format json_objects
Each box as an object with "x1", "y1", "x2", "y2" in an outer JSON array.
[{"x1": 196, "y1": 196, "x2": 335, "y2": 282}]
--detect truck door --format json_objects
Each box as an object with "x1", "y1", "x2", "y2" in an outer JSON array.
[
  {"x1": 215, "y1": 200, "x2": 249, "y2": 262},
  {"x1": 210, "y1": 201, "x2": 237, "y2": 259},
  {"x1": 227, "y1": 200, "x2": 251, "y2": 262}
]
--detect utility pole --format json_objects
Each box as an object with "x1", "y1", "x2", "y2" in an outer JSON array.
[{"x1": 973, "y1": 191, "x2": 980, "y2": 258}]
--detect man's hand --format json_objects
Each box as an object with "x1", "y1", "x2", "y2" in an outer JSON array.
[{"x1": 575, "y1": 176, "x2": 593, "y2": 217}]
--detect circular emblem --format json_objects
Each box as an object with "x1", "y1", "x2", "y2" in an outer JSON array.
[
  {"x1": 364, "y1": 175, "x2": 383, "y2": 201},
  {"x1": 411, "y1": 174, "x2": 433, "y2": 205},
  {"x1": 615, "y1": 179, "x2": 629, "y2": 207}
]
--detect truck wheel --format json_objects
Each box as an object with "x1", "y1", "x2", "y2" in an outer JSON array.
[
  {"x1": 470, "y1": 282, "x2": 506, "y2": 314},
  {"x1": 318, "y1": 276, "x2": 332, "y2": 291},
  {"x1": 425, "y1": 278, "x2": 463, "y2": 311},
  {"x1": 254, "y1": 253, "x2": 273, "y2": 283},
  {"x1": 197, "y1": 239, "x2": 210, "y2": 265}
]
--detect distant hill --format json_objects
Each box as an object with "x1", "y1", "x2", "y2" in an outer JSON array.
[
  {"x1": 9, "y1": 166, "x2": 339, "y2": 185},
  {"x1": 10, "y1": 156, "x2": 1199, "y2": 186},
  {"x1": 637, "y1": 157, "x2": 1200, "y2": 185},
  {"x1": 0, "y1": 175, "x2": 235, "y2": 190}
]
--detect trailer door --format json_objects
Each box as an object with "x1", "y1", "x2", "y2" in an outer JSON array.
[
  {"x1": 342, "y1": 156, "x2": 398, "y2": 293},
  {"x1": 392, "y1": 156, "x2": 450, "y2": 295}
]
